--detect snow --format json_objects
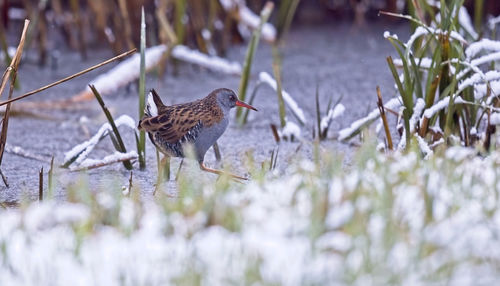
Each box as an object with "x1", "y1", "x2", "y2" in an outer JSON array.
[
  {"x1": 406, "y1": 26, "x2": 428, "y2": 49},
  {"x1": 458, "y1": 70, "x2": 500, "y2": 94},
  {"x1": 415, "y1": 134, "x2": 433, "y2": 159},
  {"x1": 423, "y1": 96, "x2": 450, "y2": 119},
  {"x1": 89, "y1": 45, "x2": 167, "y2": 96},
  {"x1": 490, "y1": 113, "x2": 500, "y2": 125},
  {"x1": 393, "y1": 57, "x2": 433, "y2": 69},
  {"x1": 465, "y1": 39, "x2": 500, "y2": 60},
  {"x1": 88, "y1": 44, "x2": 241, "y2": 97},
  {"x1": 458, "y1": 6, "x2": 478, "y2": 39},
  {"x1": 63, "y1": 115, "x2": 137, "y2": 166},
  {"x1": 338, "y1": 97, "x2": 402, "y2": 141},
  {"x1": 171, "y1": 45, "x2": 242, "y2": 74},
  {"x1": 218, "y1": 0, "x2": 276, "y2": 42},
  {"x1": 488, "y1": 15, "x2": 500, "y2": 30},
  {"x1": 409, "y1": 98, "x2": 425, "y2": 133},
  {"x1": 71, "y1": 151, "x2": 138, "y2": 171},
  {"x1": 279, "y1": 121, "x2": 301, "y2": 140},
  {"x1": 320, "y1": 104, "x2": 345, "y2": 134},
  {"x1": 0, "y1": 47, "x2": 16, "y2": 61},
  {"x1": 474, "y1": 80, "x2": 500, "y2": 100},
  {"x1": 239, "y1": 5, "x2": 276, "y2": 42},
  {"x1": 457, "y1": 51, "x2": 500, "y2": 81},
  {"x1": 3, "y1": 146, "x2": 500, "y2": 284},
  {"x1": 383, "y1": 31, "x2": 398, "y2": 40},
  {"x1": 403, "y1": 26, "x2": 467, "y2": 51},
  {"x1": 258, "y1": 72, "x2": 307, "y2": 124}
]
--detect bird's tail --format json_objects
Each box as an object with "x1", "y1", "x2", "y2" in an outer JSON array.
[
  {"x1": 145, "y1": 89, "x2": 164, "y2": 117},
  {"x1": 138, "y1": 89, "x2": 164, "y2": 130}
]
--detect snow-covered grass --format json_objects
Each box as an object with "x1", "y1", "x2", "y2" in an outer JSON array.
[
  {"x1": 2, "y1": 142, "x2": 500, "y2": 285},
  {"x1": 344, "y1": 2, "x2": 500, "y2": 151}
]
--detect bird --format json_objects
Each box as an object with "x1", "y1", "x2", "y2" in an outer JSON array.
[{"x1": 138, "y1": 88, "x2": 257, "y2": 180}]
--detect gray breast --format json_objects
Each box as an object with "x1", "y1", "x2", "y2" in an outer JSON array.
[{"x1": 194, "y1": 117, "x2": 229, "y2": 161}]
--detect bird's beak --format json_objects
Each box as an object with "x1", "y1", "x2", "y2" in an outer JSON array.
[{"x1": 235, "y1": 100, "x2": 258, "y2": 111}]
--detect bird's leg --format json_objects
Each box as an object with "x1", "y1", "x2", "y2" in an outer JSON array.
[
  {"x1": 159, "y1": 155, "x2": 170, "y2": 181},
  {"x1": 175, "y1": 159, "x2": 184, "y2": 181},
  {"x1": 199, "y1": 162, "x2": 248, "y2": 180}
]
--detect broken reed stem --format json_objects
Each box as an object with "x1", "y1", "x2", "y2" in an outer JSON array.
[
  {"x1": 89, "y1": 84, "x2": 133, "y2": 170},
  {"x1": 39, "y1": 167, "x2": 43, "y2": 201},
  {"x1": 270, "y1": 124, "x2": 281, "y2": 143},
  {"x1": 376, "y1": 86, "x2": 393, "y2": 150},
  {"x1": 0, "y1": 72, "x2": 18, "y2": 167},
  {"x1": 0, "y1": 48, "x2": 136, "y2": 107},
  {"x1": 0, "y1": 20, "x2": 30, "y2": 172},
  {"x1": 0, "y1": 169, "x2": 8, "y2": 187},
  {"x1": 0, "y1": 20, "x2": 29, "y2": 100}
]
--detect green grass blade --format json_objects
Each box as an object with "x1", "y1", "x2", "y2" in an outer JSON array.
[
  {"x1": 387, "y1": 56, "x2": 411, "y2": 146},
  {"x1": 272, "y1": 48, "x2": 286, "y2": 128},
  {"x1": 241, "y1": 82, "x2": 262, "y2": 125},
  {"x1": 236, "y1": 2, "x2": 274, "y2": 120},
  {"x1": 315, "y1": 84, "x2": 321, "y2": 140},
  {"x1": 89, "y1": 84, "x2": 133, "y2": 170},
  {"x1": 138, "y1": 7, "x2": 146, "y2": 169}
]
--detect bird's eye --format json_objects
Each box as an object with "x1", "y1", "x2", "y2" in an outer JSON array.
[{"x1": 230, "y1": 95, "x2": 235, "y2": 101}]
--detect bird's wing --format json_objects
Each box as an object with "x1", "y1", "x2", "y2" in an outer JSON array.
[{"x1": 139, "y1": 100, "x2": 221, "y2": 144}]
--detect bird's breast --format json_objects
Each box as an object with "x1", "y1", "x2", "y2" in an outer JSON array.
[{"x1": 194, "y1": 117, "x2": 229, "y2": 159}]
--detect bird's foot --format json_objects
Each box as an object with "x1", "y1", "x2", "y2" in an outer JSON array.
[{"x1": 199, "y1": 162, "x2": 248, "y2": 181}]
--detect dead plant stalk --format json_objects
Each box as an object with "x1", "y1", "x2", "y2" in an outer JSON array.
[
  {"x1": 376, "y1": 86, "x2": 393, "y2": 150},
  {"x1": 0, "y1": 48, "x2": 137, "y2": 107},
  {"x1": 0, "y1": 19, "x2": 30, "y2": 183}
]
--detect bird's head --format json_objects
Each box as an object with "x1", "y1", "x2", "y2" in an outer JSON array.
[{"x1": 215, "y1": 88, "x2": 258, "y2": 111}]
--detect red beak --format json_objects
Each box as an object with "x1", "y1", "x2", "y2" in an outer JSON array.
[{"x1": 235, "y1": 100, "x2": 258, "y2": 111}]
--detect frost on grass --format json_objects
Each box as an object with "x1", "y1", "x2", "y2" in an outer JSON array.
[
  {"x1": 338, "y1": 97, "x2": 401, "y2": 141},
  {"x1": 218, "y1": 0, "x2": 276, "y2": 42},
  {"x1": 278, "y1": 121, "x2": 301, "y2": 141},
  {"x1": 89, "y1": 45, "x2": 167, "y2": 96},
  {"x1": 71, "y1": 151, "x2": 138, "y2": 171},
  {"x1": 2, "y1": 146, "x2": 500, "y2": 285},
  {"x1": 171, "y1": 45, "x2": 242, "y2": 74},
  {"x1": 415, "y1": 134, "x2": 433, "y2": 159},
  {"x1": 465, "y1": 39, "x2": 500, "y2": 60},
  {"x1": 87, "y1": 45, "x2": 241, "y2": 96},
  {"x1": 63, "y1": 115, "x2": 136, "y2": 168},
  {"x1": 457, "y1": 6, "x2": 478, "y2": 39},
  {"x1": 259, "y1": 71, "x2": 307, "y2": 125},
  {"x1": 409, "y1": 98, "x2": 425, "y2": 133},
  {"x1": 320, "y1": 103, "x2": 345, "y2": 135}
]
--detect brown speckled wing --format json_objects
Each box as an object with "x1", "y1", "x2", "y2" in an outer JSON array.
[{"x1": 139, "y1": 93, "x2": 223, "y2": 144}]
